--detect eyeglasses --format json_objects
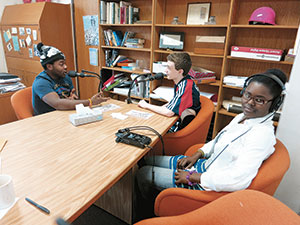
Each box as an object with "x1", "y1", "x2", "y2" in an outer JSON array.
[{"x1": 242, "y1": 92, "x2": 273, "y2": 105}]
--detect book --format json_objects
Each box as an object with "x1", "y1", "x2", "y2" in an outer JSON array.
[
  {"x1": 124, "y1": 43, "x2": 144, "y2": 48},
  {"x1": 121, "y1": 66, "x2": 136, "y2": 70},
  {"x1": 126, "y1": 38, "x2": 145, "y2": 44},
  {"x1": 100, "y1": 1, "x2": 107, "y2": 24},
  {"x1": 231, "y1": 46, "x2": 283, "y2": 61},
  {"x1": 121, "y1": 31, "x2": 135, "y2": 46},
  {"x1": 112, "y1": 30, "x2": 123, "y2": 46},
  {"x1": 111, "y1": 54, "x2": 127, "y2": 67},
  {"x1": 117, "y1": 62, "x2": 136, "y2": 67}
]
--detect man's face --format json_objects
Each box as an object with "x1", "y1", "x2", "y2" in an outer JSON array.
[
  {"x1": 165, "y1": 61, "x2": 182, "y2": 81},
  {"x1": 47, "y1": 59, "x2": 67, "y2": 79}
]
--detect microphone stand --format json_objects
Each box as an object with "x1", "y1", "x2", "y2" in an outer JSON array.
[
  {"x1": 127, "y1": 74, "x2": 149, "y2": 104},
  {"x1": 81, "y1": 69, "x2": 103, "y2": 92}
]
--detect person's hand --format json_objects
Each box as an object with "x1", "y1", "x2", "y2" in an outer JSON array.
[
  {"x1": 69, "y1": 88, "x2": 78, "y2": 100},
  {"x1": 62, "y1": 88, "x2": 78, "y2": 100},
  {"x1": 174, "y1": 169, "x2": 201, "y2": 185},
  {"x1": 138, "y1": 100, "x2": 149, "y2": 109},
  {"x1": 91, "y1": 92, "x2": 109, "y2": 105},
  {"x1": 177, "y1": 154, "x2": 199, "y2": 170}
]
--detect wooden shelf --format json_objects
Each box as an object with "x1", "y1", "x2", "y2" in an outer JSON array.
[
  {"x1": 218, "y1": 108, "x2": 236, "y2": 117},
  {"x1": 231, "y1": 25, "x2": 299, "y2": 29},
  {"x1": 102, "y1": 67, "x2": 147, "y2": 74},
  {"x1": 155, "y1": 24, "x2": 228, "y2": 28},
  {"x1": 154, "y1": 50, "x2": 223, "y2": 58},
  {"x1": 100, "y1": 23, "x2": 152, "y2": 27},
  {"x1": 101, "y1": 46, "x2": 151, "y2": 52},
  {"x1": 227, "y1": 56, "x2": 294, "y2": 65}
]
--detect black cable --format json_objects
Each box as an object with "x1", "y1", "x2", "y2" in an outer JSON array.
[{"x1": 120, "y1": 125, "x2": 165, "y2": 155}]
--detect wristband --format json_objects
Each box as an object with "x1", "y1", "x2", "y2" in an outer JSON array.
[
  {"x1": 197, "y1": 149, "x2": 205, "y2": 158},
  {"x1": 186, "y1": 170, "x2": 197, "y2": 186},
  {"x1": 88, "y1": 98, "x2": 92, "y2": 107}
]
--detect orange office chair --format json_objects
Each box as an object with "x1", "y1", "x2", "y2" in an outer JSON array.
[
  {"x1": 135, "y1": 190, "x2": 300, "y2": 225},
  {"x1": 11, "y1": 86, "x2": 34, "y2": 120},
  {"x1": 153, "y1": 95, "x2": 214, "y2": 156},
  {"x1": 154, "y1": 139, "x2": 290, "y2": 217}
]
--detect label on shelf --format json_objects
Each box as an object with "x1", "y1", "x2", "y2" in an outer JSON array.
[{"x1": 231, "y1": 46, "x2": 283, "y2": 61}]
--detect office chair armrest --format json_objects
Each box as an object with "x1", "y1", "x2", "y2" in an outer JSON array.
[{"x1": 154, "y1": 188, "x2": 227, "y2": 217}]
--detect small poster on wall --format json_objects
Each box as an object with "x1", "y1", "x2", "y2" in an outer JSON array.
[
  {"x1": 28, "y1": 48, "x2": 33, "y2": 58},
  {"x1": 83, "y1": 15, "x2": 99, "y2": 46},
  {"x1": 26, "y1": 35, "x2": 32, "y2": 47},
  {"x1": 26, "y1": 28, "x2": 31, "y2": 35},
  {"x1": 12, "y1": 36, "x2": 20, "y2": 51},
  {"x1": 32, "y1": 30, "x2": 37, "y2": 40},
  {"x1": 7, "y1": 43, "x2": 12, "y2": 51},
  {"x1": 11, "y1": 27, "x2": 18, "y2": 34},
  {"x1": 19, "y1": 27, "x2": 25, "y2": 35},
  {"x1": 89, "y1": 48, "x2": 98, "y2": 66}
]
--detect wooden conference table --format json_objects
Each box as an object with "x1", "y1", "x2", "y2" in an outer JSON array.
[{"x1": 0, "y1": 99, "x2": 177, "y2": 225}]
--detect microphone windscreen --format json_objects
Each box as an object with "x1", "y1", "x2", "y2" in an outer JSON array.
[
  {"x1": 68, "y1": 71, "x2": 77, "y2": 77},
  {"x1": 154, "y1": 73, "x2": 165, "y2": 80}
]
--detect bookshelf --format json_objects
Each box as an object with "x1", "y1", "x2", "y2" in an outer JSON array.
[{"x1": 74, "y1": 0, "x2": 300, "y2": 137}]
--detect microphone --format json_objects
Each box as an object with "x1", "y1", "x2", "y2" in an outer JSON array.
[
  {"x1": 127, "y1": 73, "x2": 165, "y2": 104},
  {"x1": 139, "y1": 73, "x2": 166, "y2": 82},
  {"x1": 68, "y1": 71, "x2": 95, "y2": 78}
]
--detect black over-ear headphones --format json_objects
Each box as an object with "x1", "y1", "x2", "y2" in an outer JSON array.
[{"x1": 241, "y1": 73, "x2": 285, "y2": 112}]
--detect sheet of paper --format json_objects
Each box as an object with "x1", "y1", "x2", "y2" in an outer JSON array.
[
  {"x1": 152, "y1": 86, "x2": 174, "y2": 102},
  {"x1": 93, "y1": 103, "x2": 120, "y2": 114},
  {"x1": 125, "y1": 110, "x2": 154, "y2": 119}
]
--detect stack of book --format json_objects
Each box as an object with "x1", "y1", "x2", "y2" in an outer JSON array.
[
  {"x1": 124, "y1": 38, "x2": 145, "y2": 48},
  {"x1": 100, "y1": 1, "x2": 140, "y2": 25},
  {"x1": 223, "y1": 75, "x2": 248, "y2": 87},
  {"x1": 0, "y1": 73, "x2": 25, "y2": 93},
  {"x1": 188, "y1": 66, "x2": 216, "y2": 84}
]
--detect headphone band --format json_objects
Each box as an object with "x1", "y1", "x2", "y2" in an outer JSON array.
[{"x1": 244, "y1": 73, "x2": 285, "y2": 91}]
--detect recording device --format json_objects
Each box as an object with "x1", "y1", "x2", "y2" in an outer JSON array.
[
  {"x1": 68, "y1": 71, "x2": 96, "y2": 78},
  {"x1": 115, "y1": 130, "x2": 152, "y2": 149}
]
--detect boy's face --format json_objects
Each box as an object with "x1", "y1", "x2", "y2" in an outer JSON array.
[{"x1": 165, "y1": 61, "x2": 183, "y2": 81}]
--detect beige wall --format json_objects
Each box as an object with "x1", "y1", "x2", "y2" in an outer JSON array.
[{"x1": 0, "y1": 0, "x2": 71, "y2": 73}]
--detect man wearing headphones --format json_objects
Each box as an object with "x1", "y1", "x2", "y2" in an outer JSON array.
[{"x1": 136, "y1": 69, "x2": 286, "y2": 210}]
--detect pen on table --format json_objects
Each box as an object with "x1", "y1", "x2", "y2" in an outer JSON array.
[{"x1": 25, "y1": 197, "x2": 50, "y2": 214}]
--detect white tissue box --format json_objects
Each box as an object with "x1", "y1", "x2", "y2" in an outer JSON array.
[{"x1": 69, "y1": 112, "x2": 103, "y2": 126}]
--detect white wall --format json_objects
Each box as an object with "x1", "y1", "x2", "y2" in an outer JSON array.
[
  {"x1": 0, "y1": 0, "x2": 71, "y2": 72},
  {"x1": 275, "y1": 43, "x2": 300, "y2": 214}
]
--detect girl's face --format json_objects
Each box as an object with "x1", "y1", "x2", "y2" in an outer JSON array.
[{"x1": 241, "y1": 81, "x2": 274, "y2": 119}]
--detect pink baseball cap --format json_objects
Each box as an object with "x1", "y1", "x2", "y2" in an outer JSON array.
[{"x1": 249, "y1": 7, "x2": 276, "y2": 25}]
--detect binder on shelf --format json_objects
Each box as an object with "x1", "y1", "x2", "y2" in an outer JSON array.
[{"x1": 231, "y1": 46, "x2": 283, "y2": 61}]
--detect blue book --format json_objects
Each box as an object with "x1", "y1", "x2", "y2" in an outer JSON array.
[{"x1": 112, "y1": 30, "x2": 123, "y2": 46}]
